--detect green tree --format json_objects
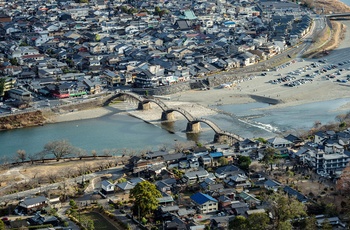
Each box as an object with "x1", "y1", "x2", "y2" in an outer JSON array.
[
  {"x1": 95, "y1": 34, "x2": 101, "y2": 42},
  {"x1": 261, "y1": 147, "x2": 278, "y2": 171},
  {"x1": 0, "y1": 78, "x2": 5, "y2": 96},
  {"x1": 0, "y1": 219, "x2": 5, "y2": 230},
  {"x1": 219, "y1": 156, "x2": 229, "y2": 166},
  {"x1": 130, "y1": 181, "x2": 161, "y2": 218},
  {"x1": 229, "y1": 216, "x2": 248, "y2": 229},
  {"x1": 269, "y1": 193, "x2": 306, "y2": 230},
  {"x1": 237, "y1": 155, "x2": 252, "y2": 170},
  {"x1": 19, "y1": 41, "x2": 28, "y2": 46},
  {"x1": 304, "y1": 216, "x2": 317, "y2": 230},
  {"x1": 43, "y1": 139, "x2": 75, "y2": 161},
  {"x1": 9, "y1": 58, "x2": 18, "y2": 66},
  {"x1": 69, "y1": 199, "x2": 77, "y2": 209},
  {"x1": 322, "y1": 219, "x2": 332, "y2": 230},
  {"x1": 154, "y1": 6, "x2": 161, "y2": 14},
  {"x1": 255, "y1": 137, "x2": 267, "y2": 144},
  {"x1": 247, "y1": 212, "x2": 269, "y2": 230},
  {"x1": 81, "y1": 216, "x2": 94, "y2": 230}
]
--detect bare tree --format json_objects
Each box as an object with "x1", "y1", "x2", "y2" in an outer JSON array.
[
  {"x1": 74, "y1": 148, "x2": 87, "y2": 160},
  {"x1": 43, "y1": 140, "x2": 74, "y2": 161},
  {"x1": 174, "y1": 142, "x2": 187, "y2": 153},
  {"x1": 102, "y1": 149, "x2": 112, "y2": 156},
  {"x1": 91, "y1": 150, "x2": 97, "y2": 158},
  {"x1": 36, "y1": 151, "x2": 47, "y2": 163},
  {"x1": 16, "y1": 149, "x2": 26, "y2": 163},
  {"x1": 28, "y1": 153, "x2": 37, "y2": 164}
]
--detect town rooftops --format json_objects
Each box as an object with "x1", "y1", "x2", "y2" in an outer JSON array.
[{"x1": 190, "y1": 192, "x2": 217, "y2": 205}]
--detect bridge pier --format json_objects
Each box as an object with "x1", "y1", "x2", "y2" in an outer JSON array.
[
  {"x1": 186, "y1": 121, "x2": 201, "y2": 133},
  {"x1": 214, "y1": 134, "x2": 234, "y2": 145},
  {"x1": 138, "y1": 101, "x2": 151, "y2": 110},
  {"x1": 161, "y1": 111, "x2": 175, "y2": 121}
]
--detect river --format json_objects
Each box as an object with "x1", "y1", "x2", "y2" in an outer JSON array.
[
  {"x1": 0, "y1": 97, "x2": 349, "y2": 160},
  {"x1": 340, "y1": 0, "x2": 350, "y2": 7}
]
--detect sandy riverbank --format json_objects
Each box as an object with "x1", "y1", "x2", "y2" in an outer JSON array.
[{"x1": 53, "y1": 72, "x2": 350, "y2": 124}]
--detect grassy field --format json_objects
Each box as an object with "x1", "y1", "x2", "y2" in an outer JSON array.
[{"x1": 82, "y1": 212, "x2": 120, "y2": 230}]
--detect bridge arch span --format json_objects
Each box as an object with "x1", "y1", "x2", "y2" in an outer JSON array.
[{"x1": 104, "y1": 92, "x2": 243, "y2": 143}]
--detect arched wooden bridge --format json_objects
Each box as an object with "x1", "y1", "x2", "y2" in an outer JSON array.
[{"x1": 105, "y1": 92, "x2": 244, "y2": 143}]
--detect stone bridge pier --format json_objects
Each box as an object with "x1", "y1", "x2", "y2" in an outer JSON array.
[
  {"x1": 138, "y1": 101, "x2": 151, "y2": 110},
  {"x1": 186, "y1": 121, "x2": 201, "y2": 133},
  {"x1": 161, "y1": 111, "x2": 175, "y2": 121},
  {"x1": 214, "y1": 133, "x2": 235, "y2": 145}
]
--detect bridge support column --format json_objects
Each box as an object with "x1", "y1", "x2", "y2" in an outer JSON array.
[
  {"x1": 161, "y1": 111, "x2": 175, "y2": 121},
  {"x1": 186, "y1": 121, "x2": 201, "y2": 133},
  {"x1": 214, "y1": 134, "x2": 232, "y2": 144},
  {"x1": 138, "y1": 101, "x2": 151, "y2": 110}
]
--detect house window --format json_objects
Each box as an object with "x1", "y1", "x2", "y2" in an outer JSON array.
[{"x1": 209, "y1": 203, "x2": 212, "y2": 206}]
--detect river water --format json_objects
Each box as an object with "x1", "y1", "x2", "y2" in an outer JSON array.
[
  {"x1": 1, "y1": 97, "x2": 349, "y2": 160},
  {"x1": 340, "y1": 0, "x2": 350, "y2": 7}
]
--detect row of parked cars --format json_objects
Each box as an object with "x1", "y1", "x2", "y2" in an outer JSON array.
[{"x1": 283, "y1": 78, "x2": 313, "y2": 87}]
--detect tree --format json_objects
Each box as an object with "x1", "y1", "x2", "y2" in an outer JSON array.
[
  {"x1": 81, "y1": 216, "x2": 94, "y2": 230},
  {"x1": 303, "y1": 216, "x2": 317, "y2": 230},
  {"x1": 74, "y1": 148, "x2": 87, "y2": 160},
  {"x1": 219, "y1": 157, "x2": 229, "y2": 166},
  {"x1": 229, "y1": 216, "x2": 248, "y2": 229},
  {"x1": 0, "y1": 78, "x2": 5, "y2": 96},
  {"x1": 247, "y1": 213, "x2": 269, "y2": 230},
  {"x1": 0, "y1": 219, "x2": 4, "y2": 230},
  {"x1": 43, "y1": 140, "x2": 74, "y2": 161},
  {"x1": 269, "y1": 193, "x2": 306, "y2": 230},
  {"x1": 336, "y1": 164, "x2": 350, "y2": 193},
  {"x1": 261, "y1": 147, "x2": 278, "y2": 171},
  {"x1": 255, "y1": 137, "x2": 267, "y2": 144},
  {"x1": 95, "y1": 34, "x2": 101, "y2": 42},
  {"x1": 237, "y1": 155, "x2": 252, "y2": 171},
  {"x1": 321, "y1": 219, "x2": 333, "y2": 230},
  {"x1": 17, "y1": 149, "x2": 26, "y2": 162},
  {"x1": 9, "y1": 58, "x2": 18, "y2": 66},
  {"x1": 130, "y1": 181, "x2": 161, "y2": 219}
]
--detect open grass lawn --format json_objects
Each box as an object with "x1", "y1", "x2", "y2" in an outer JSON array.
[{"x1": 82, "y1": 212, "x2": 119, "y2": 230}]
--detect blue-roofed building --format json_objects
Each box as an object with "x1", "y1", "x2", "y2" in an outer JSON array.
[
  {"x1": 190, "y1": 192, "x2": 218, "y2": 214},
  {"x1": 209, "y1": 152, "x2": 224, "y2": 167},
  {"x1": 209, "y1": 152, "x2": 223, "y2": 158}
]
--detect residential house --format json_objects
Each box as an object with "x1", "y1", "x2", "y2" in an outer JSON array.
[
  {"x1": 238, "y1": 191, "x2": 261, "y2": 207},
  {"x1": 230, "y1": 201, "x2": 249, "y2": 216},
  {"x1": 7, "y1": 88, "x2": 32, "y2": 102},
  {"x1": 100, "y1": 180, "x2": 115, "y2": 196},
  {"x1": 16, "y1": 196, "x2": 48, "y2": 214},
  {"x1": 264, "y1": 179, "x2": 281, "y2": 192},
  {"x1": 184, "y1": 169, "x2": 210, "y2": 184},
  {"x1": 283, "y1": 186, "x2": 308, "y2": 203},
  {"x1": 190, "y1": 192, "x2": 218, "y2": 214},
  {"x1": 225, "y1": 174, "x2": 251, "y2": 191},
  {"x1": 215, "y1": 165, "x2": 245, "y2": 179},
  {"x1": 236, "y1": 138, "x2": 258, "y2": 155}
]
